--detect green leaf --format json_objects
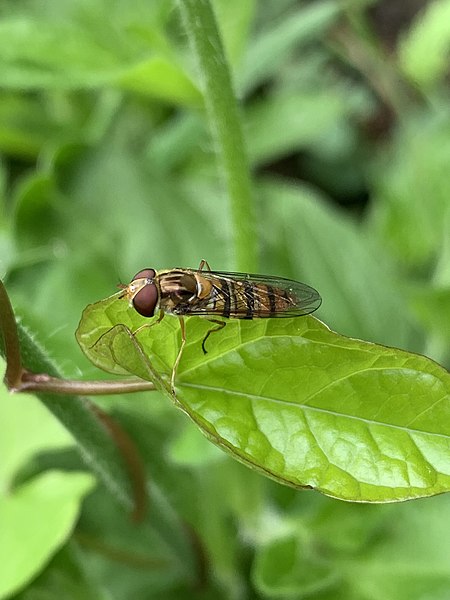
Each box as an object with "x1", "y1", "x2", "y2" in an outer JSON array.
[
  {"x1": 346, "y1": 496, "x2": 450, "y2": 600},
  {"x1": 13, "y1": 174, "x2": 61, "y2": 255},
  {"x1": 237, "y1": 0, "x2": 341, "y2": 93},
  {"x1": 0, "y1": 471, "x2": 95, "y2": 599},
  {"x1": 253, "y1": 534, "x2": 337, "y2": 598},
  {"x1": 369, "y1": 113, "x2": 450, "y2": 269},
  {"x1": 168, "y1": 423, "x2": 225, "y2": 467},
  {"x1": 259, "y1": 179, "x2": 417, "y2": 351},
  {"x1": 0, "y1": 381, "x2": 73, "y2": 490},
  {"x1": 116, "y1": 56, "x2": 201, "y2": 105},
  {"x1": 0, "y1": 308, "x2": 198, "y2": 588},
  {"x1": 399, "y1": 0, "x2": 450, "y2": 89},
  {"x1": 16, "y1": 544, "x2": 109, "y2": 600},
  {"x1": 76, "y1": 290, "x2": 450, "y2": 503},
  {"x1": 0, "y1": 17, "x2": 123, "y2": 90},
  {"x1": 212, "y1": 0, "x2": 256, "y2": 66},
  {"x1": 0, "y1": 3, "x2": 200, "y2": 106},
  {"x1": 246, "y1": 90, "x2": 348, "y2": 166},
  {"x1": 0, "y1": 94, "x2": 58, "y2": 159},
  {"x1": 412, "y1": 288, "x2": 450, "y2": 342}
]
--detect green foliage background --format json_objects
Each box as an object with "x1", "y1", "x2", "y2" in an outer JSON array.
[{"x1": 1, "y1": 0, "x2": 450, "y2": 598}]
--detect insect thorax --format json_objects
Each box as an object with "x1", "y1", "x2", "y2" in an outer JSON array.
[{"x1": 158, "y1": 270, "x2": 211, "y2": 315}]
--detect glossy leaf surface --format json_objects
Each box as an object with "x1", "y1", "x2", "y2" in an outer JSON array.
[{"x1": 77, "y1": 292, "x2": 450, "y2": 502}]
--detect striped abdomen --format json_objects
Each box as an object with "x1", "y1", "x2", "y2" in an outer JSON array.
[{"x1": 206, "y1": 277, "x2": 296, "y2": 319}]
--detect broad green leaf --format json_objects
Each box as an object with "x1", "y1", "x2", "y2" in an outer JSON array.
[
  {"x1": 76, "y1": 291, "x2": 450, "y2": 503},
  {"x1": 0, "y1": 471, "x2": 95, "y2": 599}
]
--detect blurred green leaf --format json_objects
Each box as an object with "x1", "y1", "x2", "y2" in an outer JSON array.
[
  {"x1": 0, "y1": 232, "x2": 15, "y2": 281},
  {"x1": 13, "y1": 175, "x2": 61, "y2": 254},
  {"x1": 0, "y1": 94, "x2": 59, "y2": 159},
  {"x1": 212, "y1": 0, "x2": 256, "y2": 66},
  {"x1": 347, "y1": 496, "x2": 450, "y2": 600},
  {"x1": 116, "y1": 56, "x2": 201, "y2": 105},
  {"x1": 16, "y1": 544, "x2": 109, "y2": 600},
  {"x1": 0, "y1": 382, "x2": 73, "y2": 490},
  {"x1": 0, "y1": 471, "x2": 95, "y2": 599},
  {"x1": 369, "y1": 112, "x2": 450, "y2": 269},
  {"x1": 237, "y1": 0, "x2": 342, "y2": 93},
  {"x1": 412, "y1": 288, "x2": 450, "y2": 338},
  {"x1": 411, "y1": 285, "x2": 450, "y2": 367},
  {"x1": 77, "y1": 290, "x2": 450, "y2": 502},
  {"x1": 0, "y1": 17, "x2": 123, "y2": 89},
  {"x1": 145, "y1": 113, "x2": 206, "y2": 173},
  {"x1": 168, "y1": 423, "x2": 225, "y2": 466},
  {"x1": 399, "y1": 0, "x2": 450, "y2": 88},
  {"x1": 0, "y1": 0, "x2": 199, "y2": 106},
  {"x1": 260, "y1": 179, "x2": 417, "y2": 351},
  {"x1": 253, "y1": 496, "x2": 450, "y2": 600},
  {"x1": 246, "y1": 90, "x2": 348, "y2": 165},
  {"x1": 253, "y1": 534, "x2": 338, "y2": 598},
  {"x1": 0, "y1": 321, "x2": 200, "y2": 592}
]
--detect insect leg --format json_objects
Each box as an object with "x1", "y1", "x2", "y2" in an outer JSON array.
[
  {"x1": 171, "y1": 316, "x2": 186, "y2": 392},
  {"x1": 198, "y1": 259, "x2": 212, "y2": 272},
  {"x1": 202, "y1": 319, "x2": 226, "y2": 354},
  {"x1": 133, "y1": 310, "x2": 165, "y2": 336}
]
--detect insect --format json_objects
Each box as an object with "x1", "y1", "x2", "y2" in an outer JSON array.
[{"x1": 120, "y1": 260, "x2": 321, "y2": 391}]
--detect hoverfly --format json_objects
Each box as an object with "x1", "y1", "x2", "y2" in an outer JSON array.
[{"x1": 120, "y1": 260, "x2": 321, "y2": 391}]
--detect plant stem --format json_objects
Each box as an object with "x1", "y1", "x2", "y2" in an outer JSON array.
[
  {"x1": 178, "y1": 0, "x2": 257, "y2": 271},
  {"x1": 17, "y1": 371, "x2": 156, "y2": 395},
  {"x1": 0, "y1": 278, "x2": 23, "y2": 388}
]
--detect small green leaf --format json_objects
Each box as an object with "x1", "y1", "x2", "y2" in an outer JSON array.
[
  {"x1": 76, "y1": 291, "x2": 450, "y2": 503},
  {"x1": 0, "y1": 471, "x2": 95, "y2": 599}
]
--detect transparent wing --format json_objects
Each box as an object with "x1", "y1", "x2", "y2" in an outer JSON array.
[{"x1": 186, "y1": 270, "x2": 322, "y2": 318}]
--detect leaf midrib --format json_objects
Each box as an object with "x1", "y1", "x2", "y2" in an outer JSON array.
[{"x1": 178, "y1": 377, "x2": 450, "y2": 441}]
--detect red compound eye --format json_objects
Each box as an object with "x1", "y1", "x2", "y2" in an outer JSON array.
[
  {"x1": 130, "y1": 268, "x2": 158, "y2": 317},
  {"x1": 132, "y1": 268, "x2": 156, "y2": 281}
]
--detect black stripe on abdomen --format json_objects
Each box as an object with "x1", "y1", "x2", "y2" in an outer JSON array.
[
  {"x1": 266, "y1": 285, "x2": 277, "y2": 315},
  {"x1": 243, "y1": 280, "x2": 254, "y2": 319},
  {"x1": 221, "y1": 279, "x2": 231, "y2": 318}
]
